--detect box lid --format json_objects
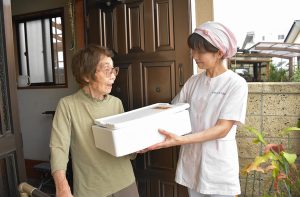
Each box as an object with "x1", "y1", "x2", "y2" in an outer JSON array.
[{"x1": 94, "y1": 103, "x2": 190, "y2": 129}]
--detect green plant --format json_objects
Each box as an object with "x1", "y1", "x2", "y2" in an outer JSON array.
[
  {"x1": 291, "y1": 68, "x2": 300, "y2": 82},
  {"x1": 242, "y1": 127, "x2": 300, "y2": 197},
  {"x1": 268, "y1": 64, "x2": 289, "y2": 82}
]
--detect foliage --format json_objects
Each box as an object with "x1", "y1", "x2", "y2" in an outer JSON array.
[
  {"x1": 291, "y1": 67, "x2": 300, "y2": 82},
  {"x1": 241, "y1": 127, "x2": 300, "y2": 197},
  {"x1": 268, "y1": 64, "x2": 289, "y2": 82}
]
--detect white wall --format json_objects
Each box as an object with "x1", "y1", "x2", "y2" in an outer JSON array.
[
  {"x1": 17, "y1": 89, "x2": 77, "y2": 160},
  {"x1": 12, "y1": 0, "x2": 79, "y2": 161}
]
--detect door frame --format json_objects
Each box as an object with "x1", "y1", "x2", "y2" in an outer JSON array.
[{"x1": 0, "y1": 0, "x2": 26, "y2": 183}]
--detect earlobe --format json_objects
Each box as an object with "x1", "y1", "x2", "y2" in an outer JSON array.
[
  {"x1": 83, "y1": 76, "x2": 90, "y2": 83},
  {"x1": 218, "y1": 50, "x2": 224, "y2": 58}
]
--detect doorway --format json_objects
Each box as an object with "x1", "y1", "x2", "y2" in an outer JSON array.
[{"x1": 86, "y1": 0, "x2": 193, "y2": 196}]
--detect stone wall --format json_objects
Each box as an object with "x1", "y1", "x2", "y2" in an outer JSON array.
[{"x1": 237, "y1": 82, "x2": 300, "y2": 196}]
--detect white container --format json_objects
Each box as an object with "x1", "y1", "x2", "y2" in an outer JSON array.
[
  {"x1": 18, "y1": 75, "x2": 31, "y2": 87},
  {"x1": 92, "y1": 103, "x2": 191, "y2": 157}
]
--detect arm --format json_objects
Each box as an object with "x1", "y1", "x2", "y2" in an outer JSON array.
[
  {"x1": 127, "y1": 153, "x2": 137, "y2": 160},
  {"x1": 148, "y1": 76, "x2": 248, "y2": 150},
  {"x1": 52, "y1": 170, "x2": 73, "y2": 197},
  {"x1": 148, "y1": 119, "x2": 235, "y2": 150},
  {"x1": 50, "y1": 99, "x2": 72, "y2": 196}
]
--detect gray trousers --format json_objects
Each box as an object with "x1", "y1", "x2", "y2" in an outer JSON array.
[{"x1": 106, "y1": 182, "x2": 139, "y2": 197}]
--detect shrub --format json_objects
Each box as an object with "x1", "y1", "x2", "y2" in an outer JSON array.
[
  {"x1": 242, "y1": 127, "x2": 300, "y2": 197},
  {"x1": 291, "y1": 68, "x2": 300, "y2": 82},
  {"x1": 268, "y1": 64, "x2": 289, "y2": 82}
]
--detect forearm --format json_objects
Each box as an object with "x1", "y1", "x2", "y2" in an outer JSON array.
[
  {"x1": 180, "y1": 119, "x2": 235, "y2": 145},
  {"x1": 149, "y1": 119, "x2": 235, "y2": 150},
  {"x1": 52, "y1": 170, "x2": 72, "y2": 196},
  {"x1": 127, "y1": 153, "x2": 137, "y2": 160},
  {"x1": 181, "y1": 126, "x2": 227, "y2": 144}
]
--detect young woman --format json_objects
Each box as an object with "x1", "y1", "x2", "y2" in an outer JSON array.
[{"x1": 147, "y1": 21, "x2": 248, "y2": 197}]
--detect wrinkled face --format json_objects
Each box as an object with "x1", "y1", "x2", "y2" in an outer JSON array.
[
  {"x1": 89, "y1": 56, "x2": 118, "y2": 96},
  {"x1": 191, "y1": 49, "x2": 222, "y2": 70}
]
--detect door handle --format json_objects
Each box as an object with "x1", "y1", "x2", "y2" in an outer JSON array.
[{"x1": 179, "y1": 63, "x2": 184, "y2": 86}]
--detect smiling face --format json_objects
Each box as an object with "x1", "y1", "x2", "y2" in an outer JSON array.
[
  {"x1": 87, "y1": 56, "x2": 117, "y2": 99},
  {"x1": 191, "y1": 49, "x2": 221, "y2": 70}
]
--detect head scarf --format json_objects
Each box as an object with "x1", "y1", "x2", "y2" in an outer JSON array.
[{"x1": 194, "y1": 21, "x2": 237, "y2": 58}]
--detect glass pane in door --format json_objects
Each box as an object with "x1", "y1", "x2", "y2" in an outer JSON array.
[
  {"x1": 0, "y1": 17, "x2": 11, "y2": 136},
  {"x1": 0, "y1": 154, "x2": 19, "y2": 197}
]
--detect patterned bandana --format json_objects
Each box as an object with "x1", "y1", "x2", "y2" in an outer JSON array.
[{"x1": 194, "y1": 21, "x2": 237, "y2": 58}]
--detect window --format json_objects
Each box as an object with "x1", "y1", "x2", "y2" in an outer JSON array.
[{"x1": 14, "y1": 8, "x2": 67, "y2": 87}]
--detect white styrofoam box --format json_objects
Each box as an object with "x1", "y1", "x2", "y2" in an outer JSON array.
[{"x1": 92, "y1": 103, "x2": 191, "y2": 157}]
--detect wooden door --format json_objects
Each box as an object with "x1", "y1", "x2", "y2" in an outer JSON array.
[
  {"x1": 86, "y1": 0, "x2": 192, "y2": 196},
  {"x1": 0, "y1": 0, "x2": 26, "y2": 196}
]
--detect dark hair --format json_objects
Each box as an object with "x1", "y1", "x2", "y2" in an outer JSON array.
[
  {"x1": 187, "y1": 33, "x2": 219, "y2": 53},
  {"x1": 71, "y1": 44, "x2": 114, "y2": 86}
]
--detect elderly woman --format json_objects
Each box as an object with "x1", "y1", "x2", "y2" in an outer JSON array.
[
  {"x1": 50, "y1": 45, "x2": 139, "y2": 197},
  {"x1": 148, "y1": 21, "x2": 248, "y2": 197}
]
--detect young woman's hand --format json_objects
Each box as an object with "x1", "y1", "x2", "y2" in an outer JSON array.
[{"x1": 147, "y1": 129, "x2": 184, "y2": 150}]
